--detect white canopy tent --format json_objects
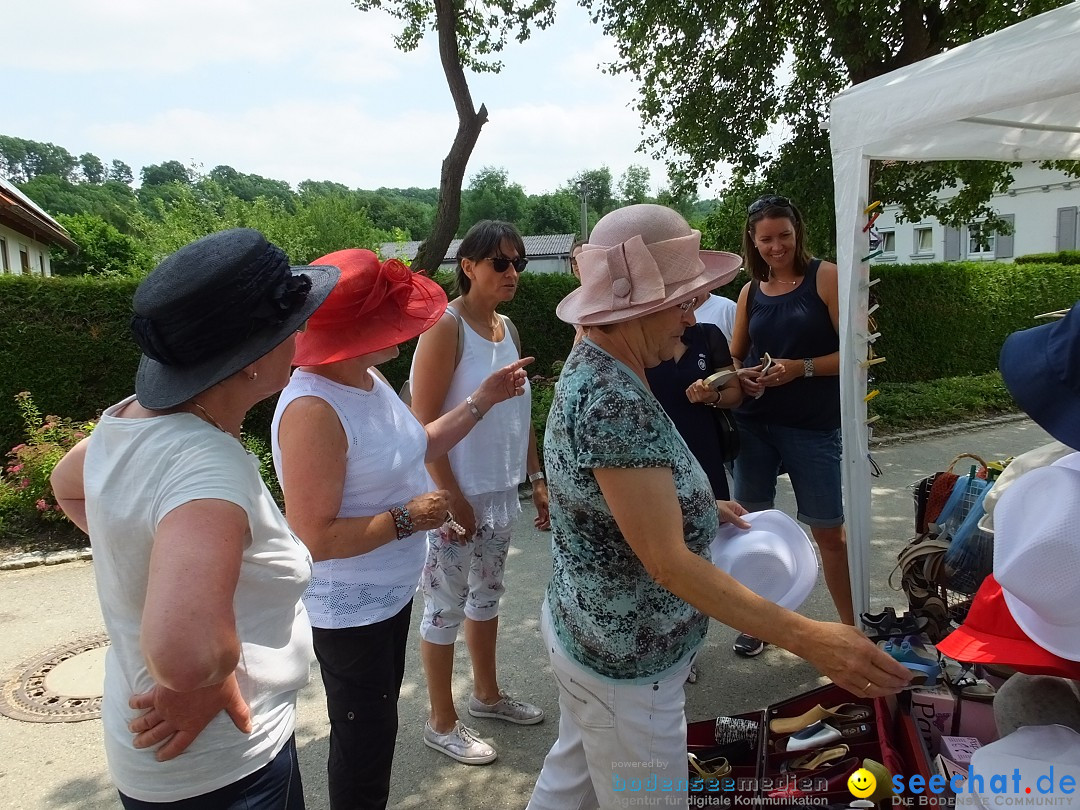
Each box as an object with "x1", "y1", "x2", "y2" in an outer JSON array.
[{"x1": 828, "y1": 2, "x2": 1080, "y2": 614}]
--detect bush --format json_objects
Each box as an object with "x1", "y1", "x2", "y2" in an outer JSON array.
[
  {"x1": 1014, "y1": 250, "x2": 1080, "y2": 265},
  {"x1": 0, "y1": 392, "x2": 94, "y2": 530}
]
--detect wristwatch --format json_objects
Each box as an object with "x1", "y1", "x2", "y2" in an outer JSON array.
[
  {"x1": 528, "y1": 471, "x2": 545, "y2": 483},
  {"x1": 803, "y1": 357, "x2": 815, "y2": 378}
]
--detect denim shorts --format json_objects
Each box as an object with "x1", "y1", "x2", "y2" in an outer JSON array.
[{"x1": 732, "y1": 418, "x2": 844, "y2": 528}]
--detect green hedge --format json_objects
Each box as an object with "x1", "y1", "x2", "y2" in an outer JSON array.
[
  {"x1": 1014, "y1": 250, "x2": 1080, "y2": 265},
  {"x1": 871, "y1": 260, "x2": 1080, "y2": 382},
  {"x1": 2, "y1": 260, "x2": 1077, "y2": 449},
  {"x1": 0, "y1": 272, "x2": 581, "y2": 451}
]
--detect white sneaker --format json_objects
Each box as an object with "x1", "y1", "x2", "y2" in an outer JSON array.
[
  {"x1": 468, "y1": 691, "x2": 544, "y2": 725},
  {"x1": 423, "y1": 721, "x2": 497, "y2": 765}
]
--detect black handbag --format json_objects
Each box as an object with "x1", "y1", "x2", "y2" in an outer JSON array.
[{"x1": 701, "y1": 324, "x2": 740, "y2": 462}]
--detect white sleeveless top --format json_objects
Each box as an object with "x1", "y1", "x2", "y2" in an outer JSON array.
[
  {"x1": 271, "y1": 369, "x2": 433, "y2": 629},
  {"x1": 414, "y1": 312, "x2": 531, "y2": 525}
]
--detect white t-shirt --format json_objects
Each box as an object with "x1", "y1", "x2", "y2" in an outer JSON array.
[
  {"x1": 694, "y1": 294, "x2": 737, "y2": 344},
  {"x1": 85, "y1": 396, "x2": 313, "y2": 803},
  {"x1": 271, "y1": 369, "x2": 433, "y2": 628}
]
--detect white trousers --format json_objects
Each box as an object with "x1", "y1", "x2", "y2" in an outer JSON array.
[{"x1": 526, "y1": 604, "x2": 692, "y2": 810}]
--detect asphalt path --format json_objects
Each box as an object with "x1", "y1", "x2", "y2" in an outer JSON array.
[{"x1": 0, "y1": 418, "x2": 1051, "y2": 809}]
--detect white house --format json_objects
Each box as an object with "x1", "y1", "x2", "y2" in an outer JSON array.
[
  {"x1": 870, "y1": 162, "x2": 1079, "y2": 264},
  {"x1": 381, "y1": 233, "x2": 577, "y2": 274},
  {"x1": 0, "y1": 176, "x2": 76, "y2": 277}
]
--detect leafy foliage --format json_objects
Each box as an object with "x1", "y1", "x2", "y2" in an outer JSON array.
[
  {"x1": 0, "y1": 392, "x2": 94, "y2": 529},
  {"x1": 52, "y1": 213, "x2": 150, "y2": 277},
  {"x1": 1014, "y1": 250, "x2": 1080, "y2": 266},
  {"x1": 873, "y1": 372, "x2": 1017, "y2": 434},
  {"x1": 581, "y1": 0, "x2": 1074, "y2": 232}
]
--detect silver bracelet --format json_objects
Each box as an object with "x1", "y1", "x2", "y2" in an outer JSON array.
[{"x1": 465, "y1": 394, "x2": 484, "y2": 421}]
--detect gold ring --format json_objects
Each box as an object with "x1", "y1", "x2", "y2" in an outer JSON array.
[{"x1": 864, "y1": 679, "x2": 873, "y2": 693}]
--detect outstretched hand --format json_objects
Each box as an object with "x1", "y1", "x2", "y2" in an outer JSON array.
[
  {"x1": 802, "y1": 621, "x2": 913, "y2": 697},
  {"x1": 128, "y1": 672, "x2": 251, "y2": 761},
  {"x1": 476, "y1": 357, "x2": 534, "y2": 408}
]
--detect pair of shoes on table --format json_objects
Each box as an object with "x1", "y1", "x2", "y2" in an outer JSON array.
[
  {"x1": 733, "y1": 633, "x2": 766, "y2": 657},
  {"x1": 467, "y1": 691, "x2": 544, "y2": 725},
  {"x1": 688, "y1": 752, "x2": 732, "y2": 784},
  {"x1": 423, "y1": 721, "x2": 497, "y2": 765}
]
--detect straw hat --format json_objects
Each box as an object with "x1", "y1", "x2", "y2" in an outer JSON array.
[
  {"x1": 292, "y1": 249, "x2": 447, "y2": 366},
  {"x1": 556, "y1": 204, "x2": 742, "y2": 326},
  {"x1": 132, "y1": 228, "x2": 338, "y2": 409}
]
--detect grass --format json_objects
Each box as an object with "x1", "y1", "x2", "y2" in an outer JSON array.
[{"x1": 871, "y1": 371, "x2": 1018, "y2": 435}]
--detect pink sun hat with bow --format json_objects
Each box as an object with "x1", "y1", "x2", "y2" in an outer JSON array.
[{"x1": 557, "y1": 204, "x2": 743, "y2": 326}]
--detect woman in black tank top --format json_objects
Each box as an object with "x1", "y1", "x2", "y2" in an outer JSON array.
[{"x1": 726, "y1": 196, "x2": 853, "y2": 657}]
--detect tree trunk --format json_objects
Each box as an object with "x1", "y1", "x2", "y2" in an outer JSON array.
[{"x1": 412, "y1": 0, "x2": 489, "y2": 275}]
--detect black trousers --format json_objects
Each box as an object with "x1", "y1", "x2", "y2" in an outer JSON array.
[{"x1": 312, "y1": 600, "x2": 413, "y2": 810}]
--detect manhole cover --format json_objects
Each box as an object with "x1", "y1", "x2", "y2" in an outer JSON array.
[{"x1": 0, "y1": 633, "x2": 109, "y2": 722}]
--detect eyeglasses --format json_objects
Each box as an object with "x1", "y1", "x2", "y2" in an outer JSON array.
[
  {"x1": 487, "y1": 256, "x2": 529, "y2": 273},
  {"x1": 678, "y1": 296, "x2": 699, "y2": 313},
  {"x1": 747, "y1": 195, "x2": 792, "y2": 215}
]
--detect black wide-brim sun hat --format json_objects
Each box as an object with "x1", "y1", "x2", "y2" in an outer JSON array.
[
  {"x1": 132, "y1": 228, "x2": 339, "y2": 410},
  {"x1": 998, "y1": 299, "x2": 1080, "y2": 450}
]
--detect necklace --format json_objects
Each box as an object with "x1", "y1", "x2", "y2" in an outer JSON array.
[
  {"x1": 460, "y1": 299, "x2": 499, "y2": 339},
  {"x1": 769, "y1": 272, "x2": 800, "y2": 285},
  {"x1": 189, "y1": 400, "x2": 238, "y2": 440}
]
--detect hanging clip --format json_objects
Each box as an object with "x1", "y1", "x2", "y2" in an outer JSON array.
[
  {"x1": 865, "y1": 414, "x2": 881, "y2": 426},
  {"x1": 864, "y1": 389, "x2": 881, "y2": 403},
  {"x1": 861, "y1": 249, "x2": 884, "y2": 262},
  {"x1": 867, "y1": 302, "x2": 880, "y2": 316},
  {"x1": 860, "y1": 277, "x2": 881, "y2": 290},
  {"x1": 862, "y1": 211, "x2": 882, "y2": 232},
  {"x1": 863, "y1": 200, "x2": 882, "y2": 215},
  {"x1": 860, "y1": 356, "x2": 887, "y2": 368}
]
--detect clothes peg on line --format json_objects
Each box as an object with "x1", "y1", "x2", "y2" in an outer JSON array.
[
  {"x1": 863, "y1": 201, "x2": 882, "y2": 215},
  {"x1": 862, "y1": 211, "x2": 882, "y2": 232}
]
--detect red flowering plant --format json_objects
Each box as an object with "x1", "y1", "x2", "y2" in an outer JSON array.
[{"x1": 0, "y1": 392, "x2": 95, "y2": 530}]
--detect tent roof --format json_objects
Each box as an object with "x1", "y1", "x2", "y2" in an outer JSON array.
[{"x1": 829, "y1": 2, "x2": 1080, "y2": 162}]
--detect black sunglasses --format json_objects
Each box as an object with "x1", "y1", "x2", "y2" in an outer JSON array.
[
  {"x1": 747, "y1": 195, "x2": 792, "y2": 215},
  {"x1": 487, "y1": 256, "x2": 529, "y2": 273}
]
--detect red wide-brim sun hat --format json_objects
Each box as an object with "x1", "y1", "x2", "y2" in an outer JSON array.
[
  {"x1": 936, "y1": 574, "x2": 1080, "y2": 680},
  {"x1": 293, "y1": 249, "x2": 448, "y2": 366}
]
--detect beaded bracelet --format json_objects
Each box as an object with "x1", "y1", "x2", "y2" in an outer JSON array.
[{"x1": 389, "y1": 505, "x2": 414, "y2": 540}]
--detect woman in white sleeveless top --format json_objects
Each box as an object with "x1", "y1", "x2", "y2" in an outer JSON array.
[
  {"x1": 271, "y1": 249, "x2": 529, "y2": 810},
  {"x1": 410, "y1": 220, "x2": 549, "y2": 766}
]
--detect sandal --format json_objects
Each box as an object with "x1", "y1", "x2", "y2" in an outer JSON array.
[
  {"x1": 780, "y1": 744, "x2": 850, "y2": 773},
  {"x1": 775, "y1": 720, "x2": 872, "y2": 752},
  {"x1": 860, "y1": 607, "x2": 930, "y2": 640},
  {"x1": 769, "y1": 702, "x2": 872, "y2": 735},
  {"x1": 687, "y1": 752, "x2": 731, "y2": 782}
]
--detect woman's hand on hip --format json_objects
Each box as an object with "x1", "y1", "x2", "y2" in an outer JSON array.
[{"x1": 128, "y1": 672, "x2": 251, "y2": 762}]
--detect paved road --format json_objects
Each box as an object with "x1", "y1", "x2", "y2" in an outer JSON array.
[{"x1": 0, "y1": 418, "x2": 1051, "y2": 809}]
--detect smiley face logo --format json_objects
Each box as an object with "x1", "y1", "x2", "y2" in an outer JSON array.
[{"x1": 848, "y1": 768, "x2": 877, "y2": 799}]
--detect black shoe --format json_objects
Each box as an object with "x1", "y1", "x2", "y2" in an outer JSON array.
[{"x1": 733, "y1": 634, "x2": 766, "y2": 657}]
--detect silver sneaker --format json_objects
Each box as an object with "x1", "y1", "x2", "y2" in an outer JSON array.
[
  {"x1": 468, "y1": 691, "x2": 544, "y2": 725},
  {"x1": 423, "y1": 721, "x2": 497, "y2": 765}
]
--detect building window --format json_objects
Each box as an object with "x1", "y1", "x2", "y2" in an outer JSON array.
[
  {"x1": 914, "y1": 227, "x2": 934, "y2": 254},
  {"x1": 19, "y1": 245, "x2": 30, "y2": 274},
  {"x1": 38, "y1": 254, "x2": 46, "y2": 275},
  {"x1": 967, "y1": 223, "x2": 995, "y2": 257},
  {"x1": 879, "y1": 231, "x2": 896, "y2": 256},
  {"x1": 0, "y1": 237, "x2": 9, "y2": 272}
]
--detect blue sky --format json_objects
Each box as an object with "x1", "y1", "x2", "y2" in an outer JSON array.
[{"x1": 5, "y1": 0, "x2": 728, "y2": 196}]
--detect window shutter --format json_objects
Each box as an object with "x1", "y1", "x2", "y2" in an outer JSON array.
[
  {"x1": 944, "y1": 226, "x2": 961, "y2": 261},
  {"x1": 995, "y1": 214, "x2": 1015, "y2": 259},
  {"x1": 1058, "y1": 207, "x2": 1078, "y2": 251}
]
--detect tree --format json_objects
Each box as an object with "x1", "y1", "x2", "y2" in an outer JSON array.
[
  {"x1": 140, "y1": 160, "x2": 192, "y2": 187},
  {"x1": 582, "y1": 0, "x2": 1073, "y2": 230},
  {"x1": 459, "y1": 166, "x2": 528, "y2": 233},
  {"x1": 617, "y1": 165, "x2": 651, "y2": 205},
  {"x1": 52, "y1": 213, "x2": 149, "y2": 276},
  {"x1": 567, "y1": 167, "x2": 614, "y2": 218},
  {"x1": 351, "y1": 0, "x2": 556, "y2": 273},
  {"x1": 109, "y1": 160, "x2": 134, "y2": 185},
  {"x1": 523, "y1": 192, "x2": 580, "y2": 235},
  {"x1": 0, "y1": 135, "x2": 76, "y2": 182},
  {"x1": 79, "y1": 153, "x2": 106, "y2": 185}
]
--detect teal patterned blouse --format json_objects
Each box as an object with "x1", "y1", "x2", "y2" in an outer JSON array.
[{"x1": 544, "y1": 339, "x2": 720, "y2": 682}]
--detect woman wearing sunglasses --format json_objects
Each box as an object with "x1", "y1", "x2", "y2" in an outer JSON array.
[
  {"x1": 727, "y1": 195, "x2": 850, "y2": 658},
  {"x1": 409, "y1": 219, "x2": 549, "y2": 765}
]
